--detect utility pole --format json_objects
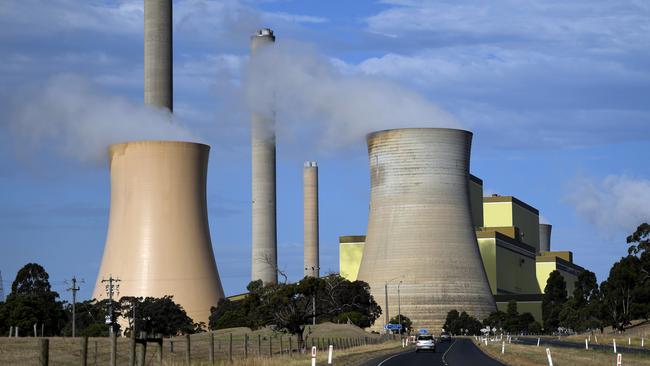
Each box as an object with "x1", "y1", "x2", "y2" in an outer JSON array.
[
  {"x1": 0, "y1": 270, "x2": 4, "y2": 301},
  {"x1": 101, "y1": 275, "x2": 121, "y2": 336},
  {"x1": 398, "y1": 281, "x2": 402, "y2": 337},
  {"x1": 66, "y1": 276, "x2": 83, "y2": 337},
  {"x1": 384, "y1": 282, "x2": 389, "y2": 332}
]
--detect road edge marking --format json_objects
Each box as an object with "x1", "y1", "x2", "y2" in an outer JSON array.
[
  {"x1": 441, "y1": 339, "x2": 458, "y2": 366},
  {"x1": 377, "y1": 349, "x2": 410, "y2": 366}
]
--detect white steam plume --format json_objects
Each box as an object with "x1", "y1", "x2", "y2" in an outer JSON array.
[
  {"x1": 244, "y1": 40, "x2": 459, "y2": 149},
  {"x1": 566, "y1": 174, "x2": 650, "y2": 236},
  {"x1": 4, "y1": 74, "x2": 196, "y2": 164}
]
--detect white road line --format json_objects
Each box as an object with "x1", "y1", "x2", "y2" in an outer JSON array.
[
  {"x1": 377, "y1": 351, "x2": 407, "y2": 366},
  {"x1": 441, "y1": 339, "x2": 458, "y2": 366}
]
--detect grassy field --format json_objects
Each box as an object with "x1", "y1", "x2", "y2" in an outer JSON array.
[
  {"x1": 0, "y1": 322, "x2": 395, "y2": 365},
  {"x1": 475, "y1": 338, "x2": 650, "y2": 366}
]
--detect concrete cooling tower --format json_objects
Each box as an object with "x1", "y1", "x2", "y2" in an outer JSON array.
[
  {"x1": 539, "y1": 224, "x2": 552, "y2": 252},
  {"x1": 304, "y1": 161, "x2": 319, "y2": 278},
  {"x1": 356, "y1": 128, "x2": 496, "y2": 332},
  {"x1": 93, "y1": 141, "x2": 224, "y2": 323},
  {"x1": 250, "y1": 28, "x2": 278, "y2": 285}
]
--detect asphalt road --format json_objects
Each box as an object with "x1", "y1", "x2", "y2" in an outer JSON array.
[
  {"x1": 362, "y1": 338, "x2": 506, "y2": 366},
  {"x1": 514, "y1": 336, "x2": 650, "y2": 355}
]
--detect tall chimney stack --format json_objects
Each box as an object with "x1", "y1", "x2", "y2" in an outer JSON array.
[
  {"x1": 144, "y1": 0, "x2": 173, "y2": 111},
  {"x1": 250, "y1": 28, "x2": 278, "y2": 285},
  {"x1": 303, "y1": 161, "x2": 319, "y2": 278},
  {"x1": 539, "y1": 224, "x2": 552, "y2": 252}
]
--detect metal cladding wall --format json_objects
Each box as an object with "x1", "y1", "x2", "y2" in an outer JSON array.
[
  {"x1": 93, "y1": 141, "x2": 224, "y2": 323},
  {"x1": 144, "y1": 0, "x2": 173, "y2": 111},
  {"x1": 250, "y1": 29, "x2": 278, "y2": 285},
  {"x1": 357, "y1": 128, "x2": 496, "y2": 332},
  {"x1": 303, "y1": 161, "x2": 319, "y2": 277},
  {"x1": 539, "y1": 224, "x2": 552, "y2": 252}
]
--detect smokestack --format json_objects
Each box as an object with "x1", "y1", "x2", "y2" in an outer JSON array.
[
  {"x1": 250, "y1": 28, "x2": 278, "y2": 285},
  {"x1": 144, "y1": 0, "x2": 173, "y2": 111},
  {"x1": 93, "y1": 141, "x2": 225, "y2": 323},
  {"x1": 303, "y1": 161, "x2": 319, "y2": 278},
  {"x1": 539, "y1": 224, "x2": 552, "y2": 252},
  {"x1": 357, "y1": 128, "x2": 496, "y2": 331}
]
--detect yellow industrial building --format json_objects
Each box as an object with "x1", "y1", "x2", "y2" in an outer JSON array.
[{"x1": 340, "y1": 174, "x2": 586, "y2": 323}]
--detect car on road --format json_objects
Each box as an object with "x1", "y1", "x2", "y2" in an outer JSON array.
[
  {"x1": 439, "y1": 332, "x2": 452, "y2": 342},
  {"x1": 415, "y1": 334, "x2": 436, "y2": 352}
]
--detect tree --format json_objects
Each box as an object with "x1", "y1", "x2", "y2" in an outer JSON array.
[
  {"x1": 389, "y1": 315, "x2": 412, "y2": 334},
  {"x1": 0, "y1": 263, "x2": 66, "y2": 336},
  {"x1": 559, "y1": 270, "x2": 602, "y2": 332},
  {"x1": 61, "y1": 299, "x2": 112, "y2": 337},
  {"x1": 317, "y1": 276, "x2": 381, "y2": 328},
  {"x1": 120, "y1": 296, "x2": 201, "y2": 336},
  {"x1": 483, "y1": 310, "x2": 507, "y2": 332},
  {"x1": 444, "y1": 310, "x2": 482, "y2": 335},
  {"x1": 600, "y1": 255, "x2": 643, "y2": 331},
  {"x1": 542, "y1": 270, "x2": 568, "y2": 331},
  {"x1": 503, "y1": 300, "x2": 519, "y2": 333}
]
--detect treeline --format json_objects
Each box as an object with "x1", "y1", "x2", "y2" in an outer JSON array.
[
  {"x1": 208, "y1": 275, "x2": 381, "y2": 347},
  {"x1": 0, "y1": 263, "x2": 200, "y2": 337},
  {"x1": 542, "y1": 222, "x2": 650, "y2": 333}
]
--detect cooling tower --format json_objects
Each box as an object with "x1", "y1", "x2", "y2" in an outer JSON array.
[
  {"x1": 250, "y1": 28, "x2": 278, "y2": 285},
  {"x1": 93, "y1": 141, "x2": 224, "y2": 323},
  {"x1": 539, "y1": 224, "x2": 552, "y2": 252},
  {"x1": 357, "y1": 128, "x2": 496, "y2": 332},
  {"x1": 304, "y1": 161, "x2": 319, "y2": 278}
]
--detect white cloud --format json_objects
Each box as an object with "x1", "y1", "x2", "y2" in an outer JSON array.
[{"x1": 566, "y1": 175, "x2": 650, "y2": 236}]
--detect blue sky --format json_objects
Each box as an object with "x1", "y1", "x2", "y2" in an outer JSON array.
[{"x1": 0, "y1": 0, "x2": 648, "y2": 303}]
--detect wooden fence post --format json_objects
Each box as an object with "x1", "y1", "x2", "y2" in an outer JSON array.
[
  {"x1": 185, "y1": 334, "x2": 191, "y2": 366},
  {"x1": 289, "y1": 336, "x2": 293, "y2": 357},
  {"x1": 110, "y1": 333, "x2": 117, "y2": 366},
  {"x1": 80, "y1": 336, "x2": 88, "y2": 366},
  {"x1": 137, "y1": 341, "x2": 147, "y2": 366},
  {"x1": 128, "y1": 337, "x2": 136, "y2": 366},
  {"x1": 229, "y1": 333, "x2": 233, "y2": 363},
  {"x1": 245, "y1": 334, "x2": 249, "y2": 358},
  {"x1": 279, "y1": 335, "x2": 283, "y2": 355},
  {"x1": 258, "y1": 334, "x2": 262, "y2": 356},
  {"x1": 209, "y1": 333, "x2": 215, "y2": 365},
  {"x1": 39, "y1": 338, "x2": 49, "y2": 366},
  {"x1": 269, "y1": 335, "x2": 273, "y2": 357},
  {"x1": 157, "y1": 338, "x2": 163, "y2": 365}
]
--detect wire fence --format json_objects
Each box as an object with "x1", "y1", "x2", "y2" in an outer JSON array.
[{"x1": 0, "y1": 331, "x2": 396, "y2": 365}]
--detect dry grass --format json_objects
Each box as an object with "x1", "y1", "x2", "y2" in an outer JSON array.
[
  {"x1": 0, "y1": 323, "x2": 394, "y2": 365},
  {"x1": 475, "y1": 338, "x2": 650, "y2": 366}
]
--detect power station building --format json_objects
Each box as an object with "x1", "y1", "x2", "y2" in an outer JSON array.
[{"x1": 340, "y1": 130, "x2": 587, "y2": 328}]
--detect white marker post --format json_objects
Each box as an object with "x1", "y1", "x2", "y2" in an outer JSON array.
[
  {"x1": 595, "y1": 335, "x2": 598, "y2": 343},
  {"x1": 613, "y1": 339, "x2": 617, "y2": 354},
  {"x1": 585, "y1": 339, "x2": 588, "y2": 350},
  {"x1": 327, "y1": 345, "x2": 333, "y2": 365},
  {"x1": 502, "y1": 341, "x2": 505, "y2": 354},
  {"x1": 617, "y1": 353, "x2": 622, "y2": 366},
  {"x1": 628, "y1": 337, "x2": 631, "y2": 345},
  {"x1": 537, "y1": 338, "x2": 540, "y2": 347},
  {"x1": 484, "y1": 338, "x2": 488, "y2": 346},
  {"x1": 546, "y1": 348, "x2": 553, "y2": 366},
  {"x1": 311, "y1": 346, "x2": 317, "y2": 366},
  {"x1": 642, "y1": 337, "x2": 644, "y2": 347}
]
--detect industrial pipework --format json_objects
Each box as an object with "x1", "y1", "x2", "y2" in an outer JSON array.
[{"x1": 357, "y1": 128, "x2": 496, "y2": 331}]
